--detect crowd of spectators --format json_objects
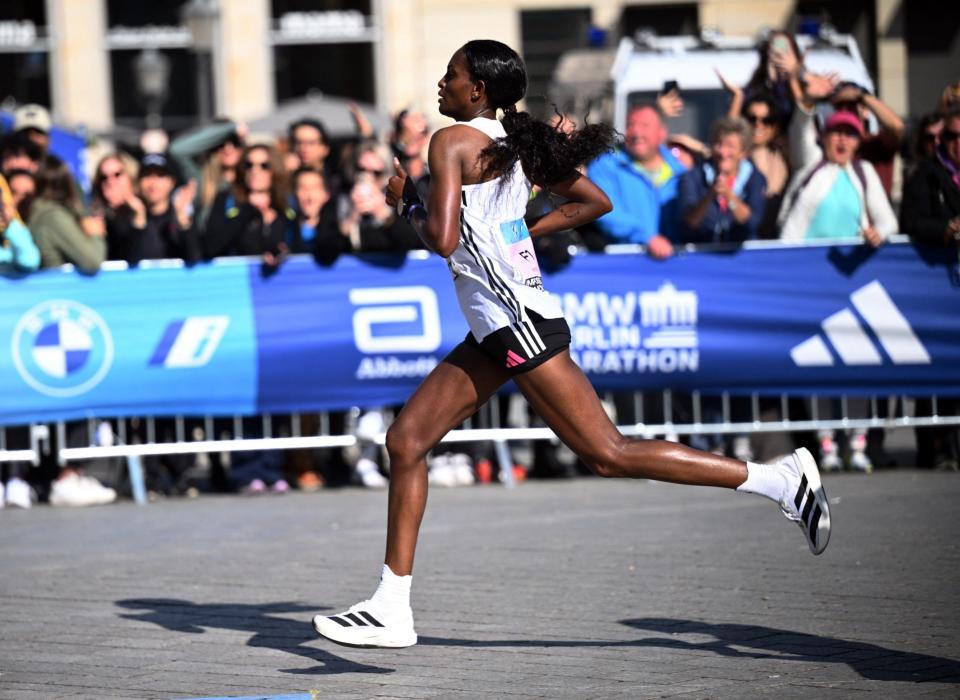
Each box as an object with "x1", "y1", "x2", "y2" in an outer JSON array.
[{"x1": 1, "y1": 29, "x2": 958, "y2": 507}]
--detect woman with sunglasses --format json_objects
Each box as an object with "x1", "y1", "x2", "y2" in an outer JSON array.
[
  {"x1": 92, "y1": 152, "x2": 147, "y2": 262},
  {"x1": 311, "y1": 39, "x2": 832, "y2": 650},
  {"x1": 901, "y1": 105, "x2": 960, "y2": 247},
  {"x1": 741, "y1": 96, "x2": 789, "y2": 238},
  {"x1": 901, "y1": 103, "x2": 960, "y2": 473},
  {"x1": 202, "y1": 142, "x2": 295, "y2": 262}
]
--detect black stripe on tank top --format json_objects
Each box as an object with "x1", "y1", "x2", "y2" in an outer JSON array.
[
  {"x1": 460, "y1": 211, "x2": 543, "y2": 354},
  {"x1": 458, "y1": 214, "x2": 537, "y2": 358},
  {"x1": 459, "y1": 213, "x2": 545, "y2": 356}
]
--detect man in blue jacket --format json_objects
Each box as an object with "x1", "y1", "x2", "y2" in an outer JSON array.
[{"x1": 587, "y1": 104, "x2": 687, "y2": 258}]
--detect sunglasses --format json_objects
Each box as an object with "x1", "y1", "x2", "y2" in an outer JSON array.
[
  {"x1": 942, "y1": 129, "x2": 960, "y2": 143},
  {"x1": 245, "y1": 160, "x2": 271, "y2": 171},
  {"x1": 745, "y1": 114, "x2": 776, "y2": 126},
  {"x1": 356, "y1": 166, "x2": 385, "y2": 177}
]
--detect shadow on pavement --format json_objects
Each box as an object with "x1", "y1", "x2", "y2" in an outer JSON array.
[
  {"x1": 419, "y1": 617, "x2": 959, "y2": 684},
  {"x1": 115, "y1": 598, "x2": 395, "y2": 675},
  {"x1": 619, "y1": 618, "x2": 960, "y2": 683}
]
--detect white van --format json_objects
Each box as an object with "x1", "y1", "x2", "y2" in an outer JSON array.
[{"x1": 550, "y1": 29, "x2": 875, "y2": 138}]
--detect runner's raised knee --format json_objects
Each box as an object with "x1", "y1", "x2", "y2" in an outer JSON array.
[{"x1": 385, "y1": 423, "x2": 429, "y2": 468}]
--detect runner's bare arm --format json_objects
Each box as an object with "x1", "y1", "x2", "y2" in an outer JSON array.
[
  {"x1": 386, "y1": 126, "x2": 464, "y2": 258},
  {"x1": 527, "y1": 172, "x2": 612, "y2": 238}
]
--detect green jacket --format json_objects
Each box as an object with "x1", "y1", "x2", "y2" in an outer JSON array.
[{"x1": 28, "y1": 199, "x2": 106, "y2": 273}]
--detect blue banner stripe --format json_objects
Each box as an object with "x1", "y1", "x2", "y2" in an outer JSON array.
[{"x1": 148, "y1": 320, "x2": 184, "y2": 366}]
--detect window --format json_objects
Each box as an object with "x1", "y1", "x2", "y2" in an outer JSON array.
[{"x1": 521, "y1": 8, "x2": 593, "y2": 120}]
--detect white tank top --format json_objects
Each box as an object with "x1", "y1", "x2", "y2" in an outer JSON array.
[{"x1": 446, "y1": 117, "x2": 564, "y2": 356}]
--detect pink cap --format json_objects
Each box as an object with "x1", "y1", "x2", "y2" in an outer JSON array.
[{"x1": 824, "y1": 110, "x2": 865, "y2": 138}]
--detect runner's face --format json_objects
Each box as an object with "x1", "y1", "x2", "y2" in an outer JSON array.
[{"x1": 437, "y1": 52, "x2": 476, "y2": 119}]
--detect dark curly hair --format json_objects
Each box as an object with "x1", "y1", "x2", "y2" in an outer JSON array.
[{"x1": 459, "y1": 39, "x2": 616, "y2": 186}]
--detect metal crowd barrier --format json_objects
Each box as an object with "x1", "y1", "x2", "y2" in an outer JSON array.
[{"x1": 3, "y1": 390, "x2": 958, "y2": 468}]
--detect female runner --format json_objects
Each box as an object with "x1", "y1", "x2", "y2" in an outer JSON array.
[{"x1": 313, "y1": 39, "x2": 831, "y2": 649}]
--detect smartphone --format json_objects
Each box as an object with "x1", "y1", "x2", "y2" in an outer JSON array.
[
  {"x1": 661, "y1": 80, "x2": 679, "y2": 95},
  {"x1": 771, "y1": 36, "x2": 790, "y2": 53}
]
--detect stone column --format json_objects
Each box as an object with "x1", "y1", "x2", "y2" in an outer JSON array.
[
  {"x1": 215, "y1": 0, "x2": 275, "y2": 121},
  {"x1": 45, "y1": 0, "x2": 113, "y2": 130},
  {"x1": 875, "y1": 0, "x2": 907, "y2": 114}
]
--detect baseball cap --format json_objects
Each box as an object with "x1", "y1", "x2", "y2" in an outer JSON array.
[
  {"x1": 139, "y1": 152, "x2": 173, "y2": 176},
  {"x1": 13, "y1": 104, "x2": 52, "y2": 134},
  {"x1": 824, "y1": 110, "x2": 864, "y2": 138}
]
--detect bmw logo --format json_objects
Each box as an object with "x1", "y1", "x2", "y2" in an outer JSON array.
[{"x1": 12, "y1": 300, "x2": 114, "y2": 397}]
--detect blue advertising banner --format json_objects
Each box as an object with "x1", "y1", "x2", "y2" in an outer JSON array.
[
  {"x1": 0, "y1": 243, "x2": 957, "y2": 426},
  {"x1": 1, "y1": 263, "x2": 257, "y2": 425}
]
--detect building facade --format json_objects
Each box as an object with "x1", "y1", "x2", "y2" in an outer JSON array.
[{"x1": 0, "y1": 0, "x2": 953, "y2": 134}]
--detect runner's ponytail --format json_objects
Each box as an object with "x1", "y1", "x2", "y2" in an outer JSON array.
[{"x1": 460, "y1": 39, "x2": 616, "y2": 186}]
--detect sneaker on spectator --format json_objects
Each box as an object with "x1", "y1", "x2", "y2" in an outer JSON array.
[
  {"x1": 819, "y1": 433, "x2": 842, "y2": 472},
  {"x1": 849, "y1": 432, "x2": 872, "y2": 472},
  {"x1": 5, "y1": 477, "x2": 33, "y2": 509},
  {"x1": 50, "y1": 472, "x2": 117, "y2": 507},
  {"x1": 272, "y1": 479, "x2": 291, "y2": 494},
  {"x1": 732, "y1": 435, "x2": 755, "y2": 463},
  {"x1": 448, "y1": 453, "x2": 475, "y2": 486},
  {"x1": 474, "y1": 459, "x2": 494, "y2": 484},
  {"x1": 297, "y1": 471, "x2": 324, "y2": 492},
  {"x1": 356, "y1": 458, "x2": 388, "y2": 489},
  {"x1": 849, "y1": 450, "x2": 873, "y2": 473},
  {"x1": 427, "y1": 454, "x2": 457, "y2": 487},
  {"x1": 242, "y1": 478, "x2": 267, "y2": 495}
]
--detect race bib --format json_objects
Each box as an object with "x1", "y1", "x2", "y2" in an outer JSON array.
[{"x1": 499, "y1": 218, "x2": 542, "y2": 288}]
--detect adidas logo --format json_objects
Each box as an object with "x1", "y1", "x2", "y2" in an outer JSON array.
[
  {"x1": 505, "y1": 349, "x2": 526, "y2": 369},
  {"x1": 791, "y1": 280, "x2": 930, "y2": 367}
]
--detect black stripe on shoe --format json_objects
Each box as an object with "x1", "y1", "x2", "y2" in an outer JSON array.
[
  {"x1": 800, "y1": 489, "x2": 815, "y2": 525},
  {"x1": 359, "y1": 611, "x2": 385, "y2": 628},
  {"x1": 808, "y1": 503, "x2": 822, "y2": 549},
  {"x1": 794, "y1": 474, "x2": 808, "y2": 511},
  {"x1": 344, "y1": 613, "x2": 368, "y2": 626},
  {"x1": 328, "y1": 616, "x2": 351, "y2": 627}
]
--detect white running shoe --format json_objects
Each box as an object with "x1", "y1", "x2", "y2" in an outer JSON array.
[
  {"x1": 5, "y1": 477, "x2": 33, "y2": 509},
  {"x1": 313, "y1": 599, "x2": 417, "y2": 648},
  {"x1": 779, "y1": 448, "x2": 831, "y2": 555},
  {"x1": 50, "y1": 473, "x2": 117, "y2": 507}
]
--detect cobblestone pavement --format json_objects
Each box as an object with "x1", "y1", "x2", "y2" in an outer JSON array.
[{"x1": 1, "y1": 470, "x2": 958, "y2": 699}]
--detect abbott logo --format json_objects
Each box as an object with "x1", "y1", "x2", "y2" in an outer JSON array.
[
  {"x1": 791, "y1": 281, "x2": 931, "y2": 367},
  {"x1": 350, "y1": 286, "x2": 441, "y2": 354},
  {"x1": 149, "y1": 317, "x2": 230, "y2": 368}
]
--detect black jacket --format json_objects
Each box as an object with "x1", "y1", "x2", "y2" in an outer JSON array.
[
  {"x1": 203, "y1": 190, "x2": 293, "y2": 259},
  {"x1": 105, "y1": 204, "x2": 200, "y2": 264},
  {"x1": 900, "y1": 156, "x2": 960, "y2": 246}
]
